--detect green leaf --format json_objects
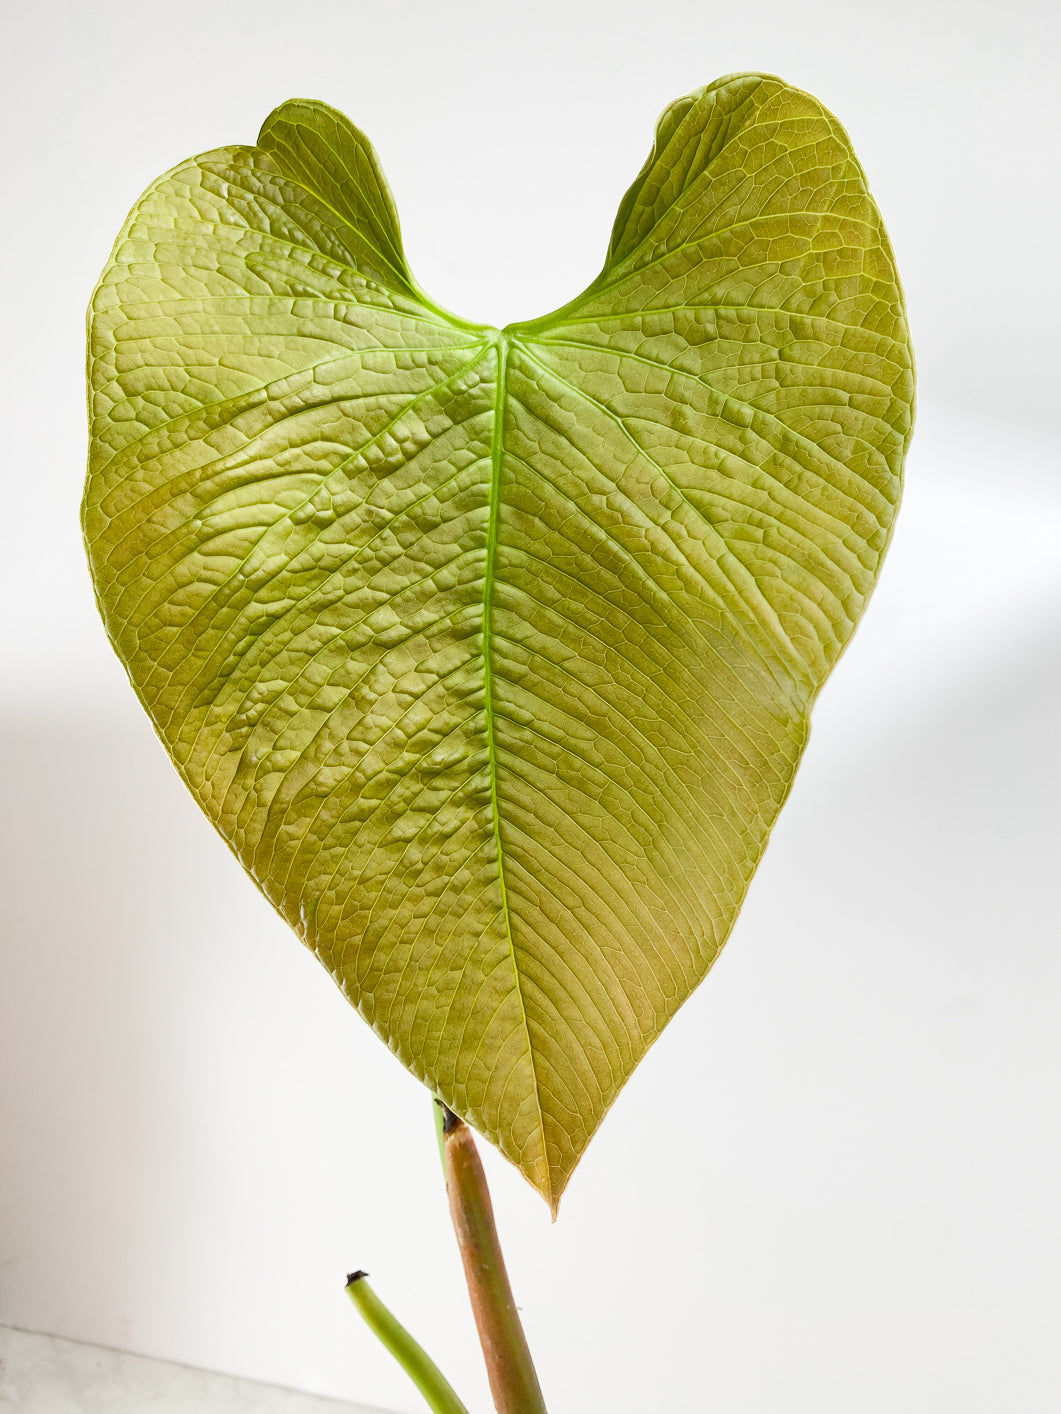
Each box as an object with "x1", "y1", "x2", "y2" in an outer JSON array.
[{"x1": 84, "y1": 75, "x2": 914, "y2": 1209}]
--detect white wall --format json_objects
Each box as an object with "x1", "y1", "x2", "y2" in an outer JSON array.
[{"x1": 1, "y1": 3, "x2": 1058, "y2": 1411}]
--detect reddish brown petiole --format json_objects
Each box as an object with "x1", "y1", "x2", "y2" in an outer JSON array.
[{"x1": 440, "y1": 1105, "x2": 548, "y2": 1414}]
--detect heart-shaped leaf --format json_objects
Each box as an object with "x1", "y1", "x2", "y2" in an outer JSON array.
[{"x1": 84, "y1": 74, "x2": 914, "y2": 1208}]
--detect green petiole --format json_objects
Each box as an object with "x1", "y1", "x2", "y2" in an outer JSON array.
[{"x1": 345, "y1": 1271, "x2": 471, "y2": 1414}]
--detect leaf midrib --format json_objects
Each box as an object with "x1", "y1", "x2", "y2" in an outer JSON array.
[{"x1": 480, "y1": 329, "x2": 551, "y2": 1198}]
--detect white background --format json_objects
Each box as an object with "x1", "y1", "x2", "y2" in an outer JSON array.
[{"x1": 1, "y1": 2, "x2": 1059, "y2": 1411}]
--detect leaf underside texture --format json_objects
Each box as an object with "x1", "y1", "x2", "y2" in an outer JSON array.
[{"x1": 84, "y1": 73, "x2": 914, "y2": 1209}]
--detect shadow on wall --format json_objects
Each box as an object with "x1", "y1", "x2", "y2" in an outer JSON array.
[{"x1": 0, "y1": 708, "x2": 220, "y2": 1343}]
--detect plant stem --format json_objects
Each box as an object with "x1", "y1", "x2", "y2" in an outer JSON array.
[
  {"x1": 440, "y1": 1105, "x2": 549, "y2": 1414},
  {"x1": 433, "y1": 1091, "x2": 448, "y2": 1178},
  {"x1": 345, "y1": 1271, "x2": 471, "y2": 1414}
]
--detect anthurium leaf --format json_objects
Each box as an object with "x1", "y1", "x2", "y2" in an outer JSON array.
[{"x1": 84, "y1": 74, "x2": 914, "y2": 1209}]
